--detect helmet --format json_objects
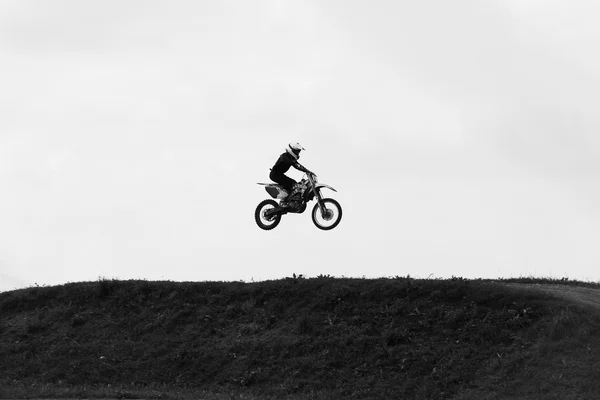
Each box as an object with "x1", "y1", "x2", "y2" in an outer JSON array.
[{"x1": 286, "y1": 142, "x2": 305, "y2": 160}]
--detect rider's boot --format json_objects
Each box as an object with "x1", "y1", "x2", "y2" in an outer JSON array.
[
  {"x1": 280, "y1": 193, "x2": 291, "y2": 208},
  {"x1": 281, "y1": 184, "x2": 301, "y2": 208}
]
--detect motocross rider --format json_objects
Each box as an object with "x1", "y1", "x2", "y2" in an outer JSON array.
[{"x1": 270, "y1": 142, "x2": 313, "y2": 207}]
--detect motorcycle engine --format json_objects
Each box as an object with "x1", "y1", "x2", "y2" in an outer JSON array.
[{"x1": 287, "y1": 192, "x2": 305, "y2": 212}]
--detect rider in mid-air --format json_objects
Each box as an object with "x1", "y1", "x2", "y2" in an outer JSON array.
[{"x1": 270, "y1": 142, "x2": 313, "y2": 207}]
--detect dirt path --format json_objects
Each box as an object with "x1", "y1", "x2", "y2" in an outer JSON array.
[{"x1": 504, "y1": 283, "x2": 600, "y2": 311}]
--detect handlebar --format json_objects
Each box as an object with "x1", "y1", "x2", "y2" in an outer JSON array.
[{"x1": 304, "y1": 172, "x2": 318, "y2": 184}]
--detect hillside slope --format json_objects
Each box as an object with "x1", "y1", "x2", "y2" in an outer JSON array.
[{"x1": 1, "y1": 277, "x2": 600, "y2": 399}]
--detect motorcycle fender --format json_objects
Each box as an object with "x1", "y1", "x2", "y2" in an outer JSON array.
[{"x1": 314, "y1": 183, "x2": 337, "y2": 192}]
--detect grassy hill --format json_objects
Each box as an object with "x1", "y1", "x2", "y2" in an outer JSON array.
[{"x1": 1, "y1": 277, "x2": 600, "y2": 399}]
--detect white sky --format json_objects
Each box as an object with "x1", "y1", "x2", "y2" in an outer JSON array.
[{"x1": 1, "y1": 0, "x2": 599, "y2": 292}]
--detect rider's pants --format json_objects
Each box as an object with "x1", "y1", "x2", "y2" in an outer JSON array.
[{"x1": 269, "y1": 171, "x2": 296, "y2": 195}]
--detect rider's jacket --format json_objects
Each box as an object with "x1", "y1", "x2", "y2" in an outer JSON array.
[{"x1": 271, "y1": 152, "x2": 298, "y2": 175}]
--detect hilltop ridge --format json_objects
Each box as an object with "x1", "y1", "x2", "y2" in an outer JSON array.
[{"x1": 1, "y1": 277, "x2": 600, "y2": 399}]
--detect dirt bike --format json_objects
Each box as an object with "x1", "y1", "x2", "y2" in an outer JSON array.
[{"x1": 255, "y1": 172, "x2": 342, "y2": 230}]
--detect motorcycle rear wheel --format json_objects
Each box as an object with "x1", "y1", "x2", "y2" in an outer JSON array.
[
  {"x1": 312, "y1": 198, "x2": 342, "y2": 230},
  {"x1": 255, "y1": 199, "x2": 282, "y2": 230}
]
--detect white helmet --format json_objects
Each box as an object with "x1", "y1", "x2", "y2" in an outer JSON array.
[{"x1": 286, "y1": 142, "x2": 305, "y2": 160}]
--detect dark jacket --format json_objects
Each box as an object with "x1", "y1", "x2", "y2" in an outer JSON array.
[{"x1": 271, "y1": 152, "x2": 299, "y2": 176}]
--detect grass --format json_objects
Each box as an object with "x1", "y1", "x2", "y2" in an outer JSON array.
[
  {"x1": 1, "y1": 276, "x2": 600, "y2": 399},
  {"x1": 497, "y1": 276, "x2": 600, "y2": 289}
]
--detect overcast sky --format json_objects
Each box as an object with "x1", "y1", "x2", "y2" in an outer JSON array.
[{"x1": 1, "y1": 0, "x2": 599, "y2": 292}]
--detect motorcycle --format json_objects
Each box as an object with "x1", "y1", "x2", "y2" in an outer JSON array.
[{"x1": 255, "y1": 172, "x2": 342, "y2": 230}]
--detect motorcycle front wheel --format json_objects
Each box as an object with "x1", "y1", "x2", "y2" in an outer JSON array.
[
  {"x1": 312, "y1": 198, "x2": 342, "y2": 230},
  {"x1": 255, "y1": 199, "x2": 282, "y2": 230}
]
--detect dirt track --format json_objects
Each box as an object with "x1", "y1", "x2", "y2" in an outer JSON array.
[{"x1": 505, "y1": 283, "x2": 600, "y2": 311}]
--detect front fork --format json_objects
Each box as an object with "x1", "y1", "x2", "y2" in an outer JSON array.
[{"x1": 314, "y1": 189, "x2": 328, "y2": 216}]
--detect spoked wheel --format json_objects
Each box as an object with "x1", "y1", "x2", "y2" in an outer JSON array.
[
  {"x1": 312, "y1": 198, "x2": 342, "y2": 230},
  {"x1": 255, "y1": 199, "x2": 282, "y2": 230}
]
